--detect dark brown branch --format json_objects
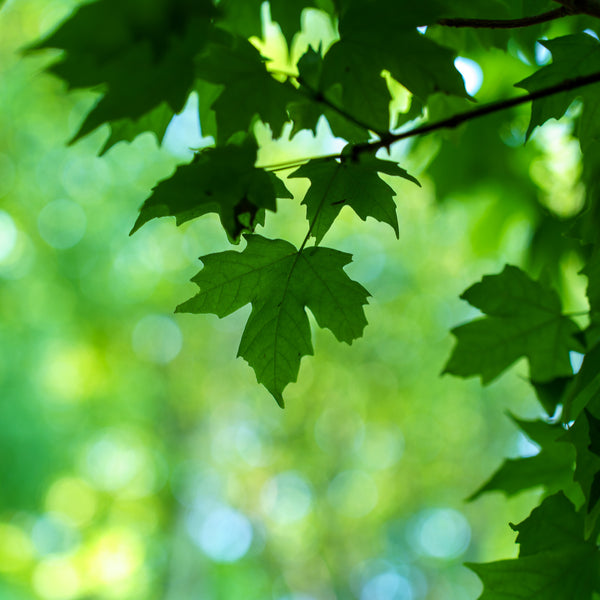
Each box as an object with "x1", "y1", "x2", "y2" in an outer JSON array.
[{"x1": 438, "y1": 7, "x2": 569, "y2": 29}]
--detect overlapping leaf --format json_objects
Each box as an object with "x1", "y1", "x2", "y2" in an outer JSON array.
[
  {"x1": 177, "y1": 235, "x2": 369, "y2": 405},
  {"x1": 270, "y1": 0, "x2": 319, "y2": 45},
  {"x1": 565, "y1": 407, "x2": 600, "y2": 520},
  {"x1": 132, "y1": 137, "x2": 291, "y2": 241},
  {"x1": 321, "y1": 0, "x2": 468, "y2": 135},
  {"x1": 468, "y1": 415, "x2": 575, "y2": 500},
  {"x1": 32, "y1": 0, "x2": 220, "y2": 146},
  {"x1": 469, "y1": 493, "x2": 600, "y2": 599},
  {"x1": 196, "y1": 37, "x2": 298, "y2": 142},
  {"x1": 289, "y1": 153, "x2": 419, "y2": 243},
  {"x1": 516, "y1": 33, "x2": 600, "y2": 147},
  {"x1": 444, "y1": 265, "x2": 582, "y2": 384},
  {"x1": 288, "y1": 46, "x2": 377, "y2": 142}
]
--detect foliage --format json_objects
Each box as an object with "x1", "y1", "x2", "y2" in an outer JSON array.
[{"x1": 7, "y1": 0, "x2": 600, "y2": 597}]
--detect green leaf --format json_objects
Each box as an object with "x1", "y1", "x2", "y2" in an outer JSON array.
[
  {"x1": 177, "y1": 234, "x2": 370, "y2": 405},
  {"x1": 565, "y1": 408, "x2": 600, "y2": 517},
  {"x1": 583, "y1": 246, "x2": 600, "y2": 326},
  {"x1": 288, "y1": 46, "x2": 373, "y2": 142},
  {"x1": 511, "y1": 492, "x2": 586, "y2": 555},
  {"x1": 270, "y1": 0, "x2": 317, "y2": 46},
  {"x1": 564, "y1": 343, "x2": 600, "y2": 422},
  {"x1": 289, "y1": 153, "x2": 419, "y2": 243},
  {"x1": 444, "y1": 265, "x2": 582, "y2": 384},
  {"x1": 468, "y1": 493, "x2": 600, "y2": 600},
  {"x1": 516, "y1": 33, "x2": 600, "y2": 145},
  {"x1": 217, "y1": 0, "x2": 264, "y2": 39},
  {"x1": 132, "y1": 137, "x2": 292, "y2": 241},
  {"x1": 324, "y1": 2, "x2": 468, "y2": 102},
  {"x1": 33, "y1": 0, "x2": 219, "y2": 146},
  {"x1": 531, "y1": 376, "x2": 573, "y2": 418},
  {"x1": 468, "y1": 416, "x2": 574, "y2": 501},
  {"x1": 99, "y1": 102, "x2": 173, "y2": 155},
  {"x1": 196, "y1": 37, "x2": 298, "y2": 142},
  {"x1": 320, "y1": 42, "x2": 392, "y2": 135}
]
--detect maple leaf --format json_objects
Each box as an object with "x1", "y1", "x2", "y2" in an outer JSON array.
[
  {"x1": 99, "y1": 103, "x2": 173, "y2": 155},
  {"x1": 32, "y1": 0, "x2": 219, "y2": 146},
  {"x1": 564, "y1": 342, "x2": 600, "y2": 421},
  {"x1": 270, "y1": 0, "x2": 318, "y2": 46},
  {"x1": 132, "y1": 137, "x2": 291, "y2": 241},
  {"x1": 196, "y1": 37, "x2": 299, "y2": 142},
  {"x1": 217, "y1": 0, "x2": 264, "y2": 39},
  {"x1": 565, "y1": 408, "x2": 600, "y2": 521},
  {"x1": 516, "y1": 33, "x2": 600, "y2": 146},
  {"x1": 288, "y1": 46, "x2": 375, "y2": 142},
  {"x1": 321, "y1": 0, "x2": 468, "y2": 132},
  {"x1": 468, "y1": 415, "x2": 574, "y2": 500},
  {"x1": 444, "y1": 265, "x2": 582, "y2": 384},
  {"x1": 177, "y1": 234, "x2": 370, "y2": 406},
  {"x1": 468, "y1": 493, "x2": 600, "y2": 599},
  {"x1": 289, "y1": 153, "x2": 419, "y2": 243}
]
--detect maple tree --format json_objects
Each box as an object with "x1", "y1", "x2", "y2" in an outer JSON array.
[{"x1": 27, "y1": 0, "x2": 600, "y2": 597}]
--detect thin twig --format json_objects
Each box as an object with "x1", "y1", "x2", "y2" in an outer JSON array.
[
  {"x1": 438, "y1": 7, "x2": 569, "y2": 29},
  {"x1": 268, "y1": 68, "x2": 384, "y2": 137},
  {"x1": 258, "y1": 70, "x2": 600, "y2": 172}
]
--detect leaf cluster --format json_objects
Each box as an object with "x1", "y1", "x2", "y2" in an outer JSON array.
[{"x1": 31, "y1": 0, "x2": 600, "y2": 596}]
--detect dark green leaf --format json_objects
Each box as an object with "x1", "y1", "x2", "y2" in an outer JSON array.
[
  {"x1": 444, "y1": 265, "x2": 582, "y2": 384},
  {"x1": 99, "y1": 102, "x2": 173, "y2": 155},
  {"x1": 132, "y1": 137, "x2": 291, "y2": 241},
  {"x1": 288, "y1": 46, "x2": 373, "y2": 142},
  {"x1": 289, "y1": 153, "x2": 419, "y2": 243},
  {"x1": 196, "y1": 38, "x2": 298, "y2": 142},
  {"x1": 177, "y1": 234, "x2": 370, "y2": 405},
  {"x1": 33, "y1": 0, "x2": 219, "y2": 146},
  {"x1": 566, "y1": 408, "x2": 600, "y2": 516},
  {"x1": 270, "y1": 0, "x2": 317, "y2": 46},
  {"x1": 516, "y1": 33, "x2": 600, "y2": 145},
  {"x1": 217, "y1": 0, "x2": 263, "y2": 38},
  {"x1": 468, "y1": 416, "x2": 574, "y2": 500},
  {"x1": 468, "y1": 493, "x2": 600, "y2": 600},
  {"x1": 564, "y1": 343, "x2": 600, "y2": 422}
]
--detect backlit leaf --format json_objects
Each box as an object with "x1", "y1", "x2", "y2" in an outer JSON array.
[
  {"x1": 444, "y1": 265, "x2": 582, "y2": 384},
  {"x1": 177, "y1": 234, "x2": 370, "y2": 405}
]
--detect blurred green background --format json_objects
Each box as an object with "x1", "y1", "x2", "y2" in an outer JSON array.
[{"x1": 0, "y1": 1, "x2": 586, "y2": 599}]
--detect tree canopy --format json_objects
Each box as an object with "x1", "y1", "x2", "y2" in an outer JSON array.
[{"x1": 2, "y1": 0, "x2": 600, "y2": 598}]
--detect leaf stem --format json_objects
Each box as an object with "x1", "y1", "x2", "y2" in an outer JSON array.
[{"x1": 438, "y1": 7, "x2": 569, "y2": 29}]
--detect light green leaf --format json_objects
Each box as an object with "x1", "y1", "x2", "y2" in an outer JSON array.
[{"x1": 177, "y1": 235, "x2": 370, "y2": 405}]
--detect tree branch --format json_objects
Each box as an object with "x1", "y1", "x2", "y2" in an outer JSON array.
[
  {"x1": 361, "y1": 71, "x2": 600, "y2": 157},
  {"x1": 259, "y1": 71, "x2": 600, "y2": 171},
  {"x1": 438, "y1": 7, "x2": 569, "y2": 29}
]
